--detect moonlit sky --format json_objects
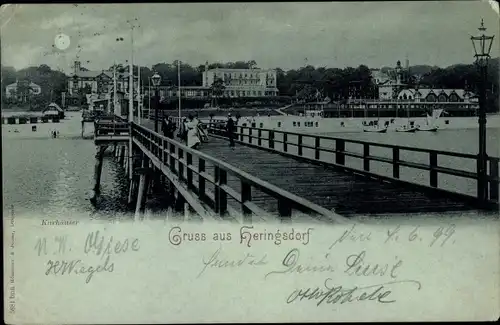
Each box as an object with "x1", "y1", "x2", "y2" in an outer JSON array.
[{"x1": 1, "y1": 2, "x2": 498, "y2": 73}]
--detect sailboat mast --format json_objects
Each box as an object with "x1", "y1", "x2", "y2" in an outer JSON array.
[
  {"x1": 113, "y1": 61, "x2": 117, "y2": 116},
  {"x1": 137, "y1": 65, "x2": 141, "y2": 124},
  {"x1": 148, "y1": 73, "x2": 151, "y2": 118},
  {"x1": 178, "y1": 60, "x2": 181, "y2": 122}
]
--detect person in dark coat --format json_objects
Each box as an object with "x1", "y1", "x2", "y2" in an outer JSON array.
[
  {"x1": 162, "y1": 116, "x2": 176, "y2": 139},
  {"x1": 161, "y1": 117, "x2": 169, "y2": 136},
  {"x1": 177, "y1": 117, "x2": 188, "y2": 141},
  {"x1": 226, "y1": 113, "x2": 236, "y2": 148}
]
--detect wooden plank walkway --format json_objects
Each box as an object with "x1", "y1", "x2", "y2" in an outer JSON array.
[
  {"x1": 136, "y1": 118, "x2": 477, "y2": 216},
  {"x1": 197, "y1": 137, "x2": 475, "y2": 216}
]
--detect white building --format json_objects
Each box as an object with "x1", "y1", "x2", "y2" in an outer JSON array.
[
  {"x1": 67, "y1": 61, "x2": 137, "y2": 97},
  {"x1": 202, "y1": 68, "x2": 279, "y2": 97},
  {"x1": 371, "y1": 69, "x2": 391, "y2": 85},
  {"x1": 5, "y1": 80, "x2": 42, "y2": 102}
]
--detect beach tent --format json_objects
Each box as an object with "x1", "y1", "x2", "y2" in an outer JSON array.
[{"x1": 42, "y1": 103, "x2": 65, "y2": 118}]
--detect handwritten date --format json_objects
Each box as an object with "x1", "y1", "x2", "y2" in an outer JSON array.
[{"x1": 385, "y1": 224, "x2": 456, "y2": 247}]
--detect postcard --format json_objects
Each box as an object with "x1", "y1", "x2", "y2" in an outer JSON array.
[{"x1": 2, "y1": 2, "x2": 499, "y2": 323}]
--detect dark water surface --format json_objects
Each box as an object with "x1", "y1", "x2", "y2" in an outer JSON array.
[{"x1": 2, "y1": 112, "x2": 132, "y2": 221}]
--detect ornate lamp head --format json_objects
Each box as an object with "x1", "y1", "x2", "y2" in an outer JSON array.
[
  {"x1": 151, "y1": 72, "x2": 161, "y2": 87},
  {"x1": 471, "y1": 19, "x2": 495, "y2": 66}
]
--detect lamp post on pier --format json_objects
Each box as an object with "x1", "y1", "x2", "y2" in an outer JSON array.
[
  {"x1": 151, "y1": 72, "x2": 162, "y2": 132},
  {"x1": 471, "y1": 18, "x2": 494, "y2": 207}
]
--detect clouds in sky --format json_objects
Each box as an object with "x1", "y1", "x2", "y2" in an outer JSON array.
[{"x1": 0, "y1": 2, "x2": 498, "y2": 73}]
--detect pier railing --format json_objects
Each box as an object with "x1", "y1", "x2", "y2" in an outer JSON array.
[
  {"x1": 206, "y1": 119, "x2": 500, "y2": 210},
  {"x1": 130, "y1": 122, "x2": 346, "y2": 222},
  {"x1": 94, "y1": 118, "x2": 130, "y2": 138}
]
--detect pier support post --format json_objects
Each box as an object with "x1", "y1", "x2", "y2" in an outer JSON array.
[
  {"x1": 124, "y1": 146, "x2": 129, "y2": 177},
  {"x1": 128, "y1": 176, "x2": 134, "y2": 205},
  {"x1": 134, "y1": 173, "x2": 147, "y2": 221},
  {"x1": 90, "y1": 145, "x2": 107, "y2": 204},
  {"x1": 120, "y1": 146, "x2": 125, "y2": 165},
  {"x1": 174, "y1": 189, "x2": 186, "y2": 214}
]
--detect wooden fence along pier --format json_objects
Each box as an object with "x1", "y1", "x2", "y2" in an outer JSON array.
[
  {"x1": 91, "y1": 115, "x2": 499, "y2": 223},
  {"x1": 206, "y1": 119, "x2": 499, "y2": 211}
]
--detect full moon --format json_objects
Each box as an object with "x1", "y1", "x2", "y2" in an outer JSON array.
[{"x1": 54, "y1": 33, "x2": 70, "y2": 51}]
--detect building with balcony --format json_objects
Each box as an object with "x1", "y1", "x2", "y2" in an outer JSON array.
[
  {"x1": 202, "y1": 68, "x2": 279, "y2": 97},
  {"x1": 342, "y1": 87, "x2": 479, "y2": 118},
  {"x1": 143, "y1": 85, "x2": 210, "y2": 100},
  {"x1": 67, "y1": 61, "x2": 137, "y2": 97}
]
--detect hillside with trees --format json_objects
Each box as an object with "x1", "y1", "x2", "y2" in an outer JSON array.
[
  {"x1": 1, "y1": 64, "x2": 68, "y2": 110},
  {"x1": 2, "y1": 58, "x2": 498, "y2": 112}
]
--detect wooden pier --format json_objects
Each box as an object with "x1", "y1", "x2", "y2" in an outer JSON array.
[{"x1": 91, "y1": 115, "x2": 500, "y2": 222}]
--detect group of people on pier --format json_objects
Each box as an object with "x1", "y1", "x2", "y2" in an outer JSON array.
[
  {"x1": 161, "y1": 113, "x2": 237, "y2": 150},
  {"x1": 161, "y1": 114, "x2": 208, "y2": 150}
]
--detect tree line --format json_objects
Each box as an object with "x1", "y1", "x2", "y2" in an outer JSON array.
[{"x1": 2, "y1": 58, "x2": 498, "y2": 112}]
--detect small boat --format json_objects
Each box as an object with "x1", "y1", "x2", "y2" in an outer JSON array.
[
  {"x1": 396, "y1": 125, "x2": 417, "y2": 132},
  {"x1": 416, "y1": 109, "x2": 442, "y2": 132},
  {"x1": 417, "y1": 125, "x2": 438, "y2": 132},
  {"x1": 363, "y1": 126, "x2": 388, "y2": 133},
  {"x1": 363, "y1": 119, "x2": 387, "y2": 133}
]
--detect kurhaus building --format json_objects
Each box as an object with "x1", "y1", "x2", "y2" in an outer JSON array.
[{"x1": 202, "y1": 68, "x2": 279, "y2": 97}]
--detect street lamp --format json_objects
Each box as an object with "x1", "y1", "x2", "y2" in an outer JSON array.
[
  {"x1": 471, "y1": 18, "x2": 494, "y2": 207},
  {"x1": 151, "y1": 72, "x2": 162, "y2": 132}
]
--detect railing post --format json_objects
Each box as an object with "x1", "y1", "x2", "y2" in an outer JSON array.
[
  {"x1": 248, "y1": 128, "x2": 252, "y2": 144},
  {"x1": 161, "y1": 138, "x2": 166, "y2": 164},
  {"x1": 152, "y1": 133, "x2": 157, "y2": 157},
  {"x1": 430, "y1": 151, "x2": 438, "y2": 188},
  {"x1": 241, "y1": 181, "x2": 252, "y2": 222},
  {"x1": 239, "y1": 127, "x2": 244, "y2": 142},
  {"x1": 186, "y1": 152, "x2": 193, "y2": 190},
  {"x1": 363, "y1": 143, "x2": 370, "y2": 171},
  {"x1": 335, "y1": 139, "x2": 345, "y2": 165},
  {"x1": 198, "y1": 159, "x2": 206, "y2": 201},
  {"x1": 169, "y1": 142, "x2": 176, "y2": 173},
  {"x1": 488, "y1": 157, "x2": 499, "y2": 202},
  {"x1": 477, "y1": 154, "x2": 489, "y2": 204},
  {"x1": 315, "y1": 137, "x2": 320, "y2": 160},
  {"x1": 214, "y1": 167, "x2": 227, "y2": 215},
  {"x1": 278, "y1": 197, "x2": 292, "y2": 222},
  {"x1": 298, "y1": 135, "x2": 303, "y2": 156},
  {"x1": 283, "y1": 133, "x2": 288, "y2": 152},
  {"x1": 393, "y1": 147, "x2": 400, "y2": 178},
  {"x1": 178, "y1": 147, "x2": 185, "y2": 181},
  {"x1": 258, "y1": 129, "x2": 262, "y2": 146},
  {"x1": 269, "y1": 130, "x2": 275, "y2": 149}
]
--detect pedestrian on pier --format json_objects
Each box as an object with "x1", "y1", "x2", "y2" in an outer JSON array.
[
  {"x1": 226, "y1": 113, "x2": 236, "y2": 149},
  {"x1": 186, "y1": 114, "x2": 201, "y2": 149},
  {"x1": 178, "y1": 117, "x2": 188, "y2": 141},
  {"x1": 162, "y1": 116, "x2": 176, "y2": 139}
]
